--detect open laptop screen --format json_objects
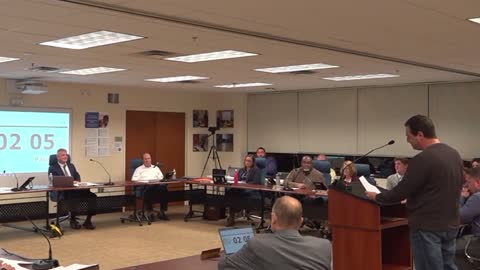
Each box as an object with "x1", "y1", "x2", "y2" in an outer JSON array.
[{"x1": 219, "y1": 226, "x2": 255, "y2": 255}]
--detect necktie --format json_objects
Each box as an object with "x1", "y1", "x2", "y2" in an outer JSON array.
[{"x1": 63, "y1": 165, "x2": 70, "y2": 176}]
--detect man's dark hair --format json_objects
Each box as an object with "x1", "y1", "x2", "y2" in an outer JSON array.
[
  {"x1": 465, "y1": 167, "x2": 480, "y2": 179},
  {"x1": 472, "y1": 158, "x2": 480, "y2": 165},
  {"x1": 394, "y1": 157, "x2": 409, "y2": 165},
  {"x1": 256, "y1": 147, "x2": 266, "y2": 152},
  {"x1": 404, "y1": 115, "x2": 436, "y2": 138}
]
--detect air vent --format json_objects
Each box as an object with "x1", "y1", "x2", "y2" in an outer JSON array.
[
  {"x1": 289, "y1": 70, "x2": 316, "y2": 75},
  {"x1": 27, "y1": 66, "x2": 61, "y2": 73},
  {"x1": 178, "y1": 80, "x2": 201, "y2": 84},
  {"x1": 137, "y1": 50, "x2": 175, "y2": 58}
]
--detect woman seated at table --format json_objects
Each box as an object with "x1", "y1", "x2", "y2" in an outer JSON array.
[
  {"x1": 341, "y1": 161, "x2": 359, "y2": 184},
  {"x1": 226, "y1": 154, "x2": 262, "y2": 226}
]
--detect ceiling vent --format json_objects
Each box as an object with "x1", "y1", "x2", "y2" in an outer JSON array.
[
  {"x1": 288, "y1": 70, "x2": 317, "y2": 75},
  {"x1": 137, "y1": 50, "x2": 176, "y2": 58},
  {"x1": 26, "y1": 66, "x2": 61, "y2": 73}
]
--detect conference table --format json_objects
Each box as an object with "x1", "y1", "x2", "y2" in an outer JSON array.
[{"x1": 114, "y1": 255, "x2": 218, "y2": 270}]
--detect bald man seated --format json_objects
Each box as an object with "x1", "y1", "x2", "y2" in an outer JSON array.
[
  {"x1": 285, "y1": 156, "x2": 326, "y2": 190},
  {"x1": 218, "y1": 196, "x2": 332, "y2": 270}
]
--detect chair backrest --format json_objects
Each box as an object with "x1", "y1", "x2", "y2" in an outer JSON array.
[
  {"x1": 255, "y1": 157, "x2": 267, "y2": 185},
  {"x1": 313, "y1": 160, "x2": 332, "y2": 186},
  {"x1": 130, "y1": 158, "x2": 143, "y2": 178},
  {"x1": 355, "y1": 163, "x2": 371, "y2": 178},
  {"x1": 49, "y1": 154, "x2": 71, "y2": 166}
]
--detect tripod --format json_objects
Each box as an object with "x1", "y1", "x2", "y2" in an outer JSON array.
[{"x1": 201, "y1": 132, "x2": 223, "y2": 176}]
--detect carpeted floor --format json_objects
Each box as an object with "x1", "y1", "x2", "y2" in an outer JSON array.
[{"x1": 1, "y1": 205, "x2": 253, "y2": 270}]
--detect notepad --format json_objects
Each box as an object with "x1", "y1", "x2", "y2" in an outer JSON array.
[{"x1": 359, "y1": 176, "x2": 381, "y2": 194}]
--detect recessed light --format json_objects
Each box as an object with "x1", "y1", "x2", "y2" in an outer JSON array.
[
  {"x1": 145, "y1": 76, "x2": 209, "y2": 82},
  {"x1": 214, "y1": 83, "x2": 272, "y2": 88},
  {"x1": 468, "y1": 17, "x2": 480, "y2": 24},
  {"x1": 323, "y1": 74, "x2": 399, "y2": 81},
  {"x1": 0, "y1": 56, "x2": 20, "y2": 63},
  {"x1": 255, "y1": 63, "x2": 339, "y2": 73},
  {"x1": 40, "y1": 30, "x2": 144, "y2": 50},
  {"x1": 60, "y1": 67, "x2": 126, "y2": 75},
  {"x1": 165, "y1": 50, "x2": 257, "y2": 63}
]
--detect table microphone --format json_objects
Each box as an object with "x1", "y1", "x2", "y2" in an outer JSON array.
[
  {"x1": 3, "y1": 170, "x2": 19, "y2": 191},
  {"x1": 21, "y1": 211, "x2": 59, "y2": 270},
  {"x1": 89, "y1": 159, "x2": 114, "y2": 185},
  {"x1": 334, "y1": 140, "x2": 395, "y2": 190}
]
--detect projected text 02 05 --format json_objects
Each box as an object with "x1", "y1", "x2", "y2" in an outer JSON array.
[{"x1": 0, "y1": 133, "x2": 55, "y2": 150}]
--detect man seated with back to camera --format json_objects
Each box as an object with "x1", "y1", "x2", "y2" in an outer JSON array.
[
  {"x1": 255, "y1": 147, "x2": 278, "y2": 178},
  {"x1": 48, "y1": 148, "x2": 96, "y2": 230},
  {"x1": 285, "y1": 156, "x2": 326, "y2": 190},
  {"x1": 226, "y1": 154, "x2": 263, "y2": 227},
  {"x1": 131, "y1": 152, "x2": 169, "y2": 221},
  {"x1": 219, "y1": 196, "x2": 332, "y2": 270}
]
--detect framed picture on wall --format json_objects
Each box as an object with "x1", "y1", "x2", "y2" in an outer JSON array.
[
  {"x1": 193, "y1": 134, "x2": 209, "y2": 152},
  {"x1": 217, "y1": 110, "x2": 234, "y2": 128},
  {"x1": 193, "y1": 110, "x2": 209, "y2": 128},
  {"x1": 216, "y1": 134, "x2": 233, "y2": 152}
]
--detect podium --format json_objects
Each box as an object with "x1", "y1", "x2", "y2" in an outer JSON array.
[{"x1": 329, "y1": 183, "x2": 411, "y2": 270}]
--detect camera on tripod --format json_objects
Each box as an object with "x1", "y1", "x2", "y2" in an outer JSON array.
[{"x1": 208, "y1": 126, "x2": 219, "y2": 134}]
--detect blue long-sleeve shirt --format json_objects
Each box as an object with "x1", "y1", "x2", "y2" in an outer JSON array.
[{"x1": 460, "y1": 192, "x2": 480, "y2": 236}]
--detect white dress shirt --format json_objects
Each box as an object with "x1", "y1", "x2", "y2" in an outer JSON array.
[
  {"x1": 58, "y1": 162, "x2": 71, "y2": 177},
  {"x1": 131, "y1": 165, "x2": 164, "y2": 181}
]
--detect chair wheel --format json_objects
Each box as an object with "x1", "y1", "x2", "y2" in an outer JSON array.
[
  {"x1": 139, "y1": 223, "x2": 143, "y2": 226},
  {"x1": 120, "y1": 219, "x2": 125, "y2": 224},
  {"x1": 148, "y1": 222, "x2": 152, "y2": 225}
]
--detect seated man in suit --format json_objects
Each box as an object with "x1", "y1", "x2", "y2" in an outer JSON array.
[
  {"x1": 131, "y1": 152, "x2": 169, "y2": 220},
  {"x1": 385, "y1": 158, "x2": 409, "y2": 190},
  {"x1": 285, "y1": 156, "x2": 326, "y2": 190},
  {"x1": 255, "y1": 147, "x2": 278, "y2": 178},
  {"x1": 219, "y1": 196, "x2": 332, "y2": 270},
  {"x1": 48, "y1": 148, "x2": 96, "y2": 230}
]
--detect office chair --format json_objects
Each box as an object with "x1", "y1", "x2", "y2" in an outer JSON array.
[
  {"x1": 48, "y1": 154, "x2": 72, "y2": 231},
  {"x1": 312, "y1": 160, "x2": 332, "y2": 186},
  {"x1": 465, "y1": 236, "x2": 480, "y2": 267},
  {"x1": 355, "y1": 163, "x2": 371, "y2": 177},
  {"x1": 120, "y1": 158, "x2": 152, "y2": 226},
  {"x1": 254, "y1": 158, "x2": 267, "y2": 185}
]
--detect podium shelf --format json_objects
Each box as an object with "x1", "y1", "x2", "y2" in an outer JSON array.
[
  {"x1": 383, "y1": 264, "x2": 411, "y2": 270},
  {"x1": 381, "y1": 218, "x2": 408, "y2": 230}
]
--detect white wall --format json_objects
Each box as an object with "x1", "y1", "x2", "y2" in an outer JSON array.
[
  {"x1": 0, "y1": 79, "x2": 248, "y2": 185},
  {"x1": 248, "y1": 81, "x2": 480, "y2": 159}
]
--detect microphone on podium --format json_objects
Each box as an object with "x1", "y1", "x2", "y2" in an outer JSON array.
[
  {"x1": 89, "y1": 158, "x2": 114, "y2": 185},
  {"x1": 334, "y1": 140, "x2": 395, "y2": 190}
]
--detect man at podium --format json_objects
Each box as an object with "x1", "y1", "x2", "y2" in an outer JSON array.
[{"x1": 366, "y1": 115, "x2": 463, "y2": 270}]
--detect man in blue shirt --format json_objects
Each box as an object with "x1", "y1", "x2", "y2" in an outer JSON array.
[{"x1": 256, "y1": 147, "x2": 278, "y2": 178}]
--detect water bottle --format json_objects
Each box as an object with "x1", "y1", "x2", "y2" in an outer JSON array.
[
  {"x1": 233, "y1": 169, "x2": 239, "y2": 185},
  {"x1": 369, "y1": 174, "x2": 376, "y2": 185},
  {"x1": 172, "y1": 169, "x2": 176, "y2": 180},
  {"x1": 48, "y1": 173, "x2": 53, "y2": 187},
  {"x1": 275, "y1": 173, "x2": 281, "y2": 189}
]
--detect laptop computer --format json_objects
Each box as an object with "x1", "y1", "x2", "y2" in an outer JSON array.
[
  {"x1": 219, "y1": 226, "x2": 255, "y2": 255},
  {"x1": 11, "y1": 177, "x2": 35, "y2": 191},
  {"x1": 212, "y1": 169, "x2": 227, "y2": 184},
  {"x1": 52, "y1": 176, "x2": 74, "y2": 187}
]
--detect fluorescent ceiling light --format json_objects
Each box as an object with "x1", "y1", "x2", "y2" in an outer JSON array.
[
  {"x1": 468, "y1": 17, "x2": 480, "y2": 24},
  {"x1": 323, "y1": 74, "x2": 399, "y2": 81},
  {"x1": 60, "y1": 67, "x2": 126, "y2": 75},
  {"x1": 165, "y1": 50, "x2": 257, "y2": 63},
  {"x1": 0, "y1": 56, "x2": 20, "y2": 63},
  {"x1": 215, "y1": 83, "x2": 272, "y2": 88},
  {"x1": 40, "y1": 30, "x2": 144, "y2": 50},
  {"x1": 146, "y1": 76, "x2": 209, "y2": 82},
  {"x1": 255, "y1": 63, "x2": 339, "y2": 73}
]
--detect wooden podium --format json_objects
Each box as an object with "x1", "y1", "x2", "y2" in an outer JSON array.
[{"x1": 329, "y1": 183, "x2": 411, "y2": 270}]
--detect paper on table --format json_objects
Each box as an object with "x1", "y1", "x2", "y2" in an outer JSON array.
[
  {"x1": 359, "y1": 176, "x2": 381, "y2": 194},
  {"x1": 0, "y1": 187, "x2": 12, "y2": 193},
  {"x1": 74, "y1": 182, "x2": 100, "y2": 187},
  {"x1": 52, "y1": 264, "x2": 98, "y2": 270}
]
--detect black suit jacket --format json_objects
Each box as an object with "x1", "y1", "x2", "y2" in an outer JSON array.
[{"x1": 48, "y1": 163, "x2": 81, "y2": 181}]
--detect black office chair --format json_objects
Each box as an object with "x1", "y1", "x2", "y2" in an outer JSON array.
[{"x1": 48, "y1": 154, "x2": 73, "y2": 232}]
